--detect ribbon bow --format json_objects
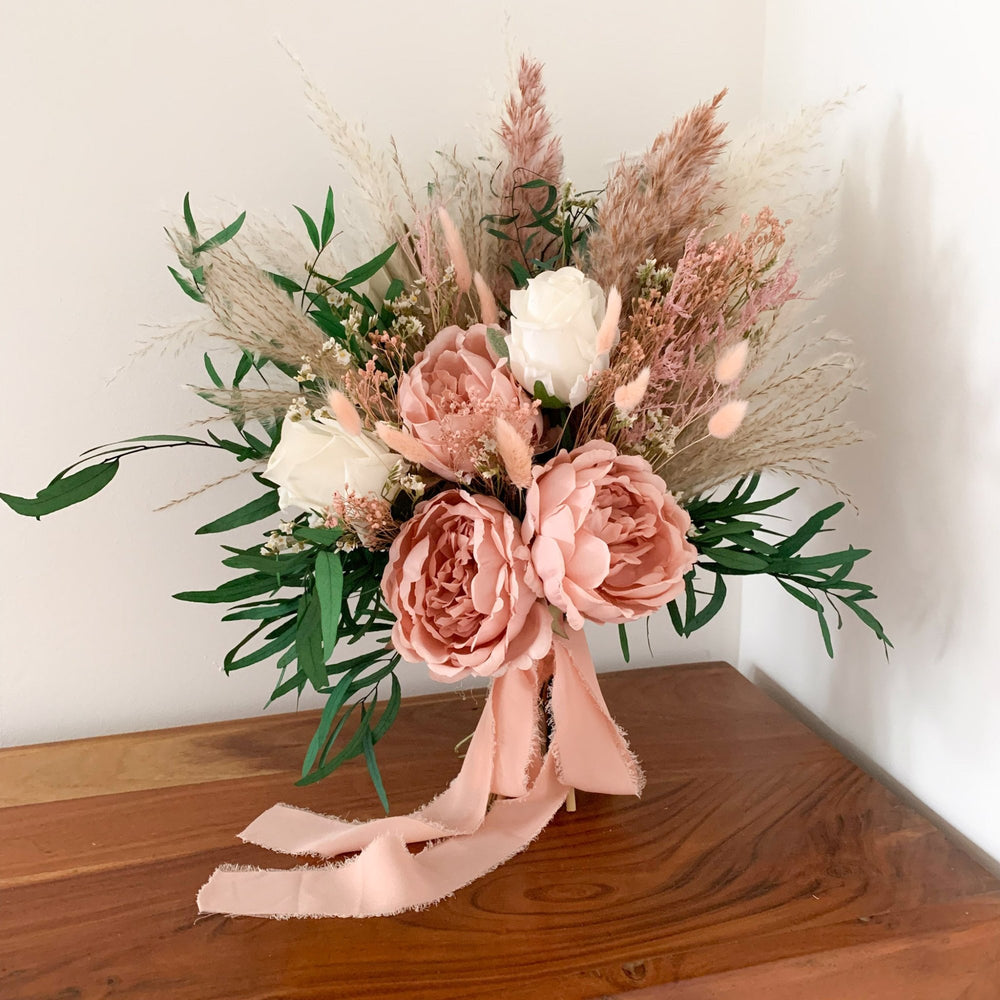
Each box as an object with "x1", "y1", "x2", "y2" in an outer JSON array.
[{"x1": 198, "y1": 628, "x2": 642, "y2": 918}]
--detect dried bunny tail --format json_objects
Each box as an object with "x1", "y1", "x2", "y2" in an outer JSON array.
[
  {"x1": 474, "y1": 271, "x2": 500, "y2": 326},
  {"x1": 432, "y1": 146, "x2": 503, "y2": 291},
  {"x1": 664, "y1": 351, "x2": 863, "y2": 497},
  {"x1": 613, "y1": 366, "x2": 650, "y2": 414},
  {"x1": 327, "y1": 389, "x2": 362, "y2": 435},
  {"x1": 707, "y1": 400, "x2": 748, "y2": 439},
  {"x1": 714, "y1": 340, "x2": 749, "y2": 384},
  {"x1": 595, "y1": 286, "x2": 622, "y2": 356},
  {"x1": 438, "y1": 206, "x2": 473, "y2": 294},
  {"x1": 493, "y1": 415, "x2": 533, "y2": 488},
  {"x1": 587, "y1": 91, "x2": 728, "y2": 309},
  {"x1": 375, "y1": 422, "x2": 436, "y2": 468}
]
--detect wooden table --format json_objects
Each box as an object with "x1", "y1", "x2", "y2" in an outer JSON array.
[{"x1": 3, "y1": 662, "x2": 999, "y2": 999}]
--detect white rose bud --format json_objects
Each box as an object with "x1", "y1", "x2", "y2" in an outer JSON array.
[
  {"x1": 507, "y1": 266, "x2": 614, "y2": 407},
  {"x1": 265, "y1": 416, "x2": 397, "y2": 514}
]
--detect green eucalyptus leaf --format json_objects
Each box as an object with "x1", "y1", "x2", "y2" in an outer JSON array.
[
  {"x1": 315, "y1": 550, "x2": 343, "y2": 662},
  {"x1": 0, "y1": 460, "x2": 120, "y2": 518},
  {"x1": 486, "y1": 327, "x2": 510, "y2": 361},
  {"x1": 195, "y1": 492, "x2": 279, "y2": 535},
  {"x1": 294, "y1": 205, "x2": 321, "y2": 252},
  {"x1": 193, "y1": 211, "x2": 246, "y2": 254},
  {"x1": 320, "y1": 187, "x2": 336, "y2": 246},
  {"x1": 168, "y1": 266, "x2": 204, "y2": 303},
  {"x1": 335, "y1": 243, "x2": 397, "y2": 290}
]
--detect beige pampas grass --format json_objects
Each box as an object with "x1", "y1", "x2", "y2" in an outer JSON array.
[{"x1": 493, "y1": 416, "x2": 533, "y2": 488}]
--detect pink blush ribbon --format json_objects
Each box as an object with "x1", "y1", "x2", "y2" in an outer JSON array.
[{"x1": 197, "y1": 628, "x2": 643, "y2": 919}]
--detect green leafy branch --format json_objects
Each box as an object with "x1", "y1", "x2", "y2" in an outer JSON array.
[
  {"x1": 482, "y1": 178, "x2": 600, "y2": 295},
  {"x1": 670, "y1": 474, "x2": 891, "y2": 657},
  {"x1": 176, "y1": 503, "x2": 401, "y2": 808}
]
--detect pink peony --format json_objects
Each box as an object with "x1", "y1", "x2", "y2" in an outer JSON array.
[
  {"x1": 395, "y1": 324, "x2": 541, "y2": 482},
  {"x1": 523, "y1": 441, "x2": 698, "y2": 629},
  {"x1": 382, "y1": 489, "x2": 552, "y2": 683}
]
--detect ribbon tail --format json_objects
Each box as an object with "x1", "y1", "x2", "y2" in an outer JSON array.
[
  {"x1": 549, "y1": 627, "x2": 645, "y2": 796},
  {"x1": 197, "y1": 755, "x2": 567, "y2": 918}
]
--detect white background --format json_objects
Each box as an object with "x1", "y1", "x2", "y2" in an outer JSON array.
[{"x1": 2, "y1": 2, "x2": 997, "y2": 866}]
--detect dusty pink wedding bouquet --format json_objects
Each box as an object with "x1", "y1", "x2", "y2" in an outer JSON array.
[{"x1": 2, "y1": 57, "x2": 887, "y2": 917}]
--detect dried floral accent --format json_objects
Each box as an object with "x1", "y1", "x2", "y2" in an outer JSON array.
[
  {"x1": 595, "y1": 286, "x2": 622, "y2": 357},
  {"x1": 473, "y1": 271, "x2": 500, "y2": 326},
  {"x1": 375, "y1": 422, "x2": 437, "y2": 469},
  {"x1": 613, "y1": 366, "x2": 650, "y2": 416},
  {"x1": 327, "y1": 389, "x2": 362, "y2": 436},
  {"x1": 577, "y1": 209, "x2": 797, "y2": 465},
  {"x1": 495, "y1": 55, "x2": 564, "y2": 298},
  {"x1": 325, "y1": 489, "x2": 400, "y2": 551},
  {"x1": 714, "y1": 340, "x2": 749, "y2": 384},
  {"x1": 587, "y1": 91, "x2": 728, "y2": 309},
  {"x1": 192, "y1": 245, "x2": 348, "y2": 383},
  {"x1": 707, "y1": 400, "x2": 748, "y2": 439},
  {"x1": 341, "y1": 361, "x2": 399, "y2": 429},
  {"x1": 493, "y1": 415, "x2": 533, "y2": 488},
  {"x1": 437, "y1": 206, "x2": 472, "y2": 294}
]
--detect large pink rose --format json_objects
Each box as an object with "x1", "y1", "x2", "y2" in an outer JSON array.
[
  {"x1": 396, "y1": 324, "x2": 541, "y2": 481},
  {"x1": 523, "y1": 441, "x2": 698, "y2": 629},
  {"x1": 382, "y1": 489, "x2": 552, "y2": 682}
]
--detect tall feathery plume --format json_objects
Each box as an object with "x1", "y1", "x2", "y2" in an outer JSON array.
[
  {"x1": 198, "y1": 246, "x2": 344, "y2": 378},
  {"x1": 495, "y1": 55, "x2": 564, "y2": 300},
  {"x1": 586, "y1": 91, "x2": 729, "y2": 310}
]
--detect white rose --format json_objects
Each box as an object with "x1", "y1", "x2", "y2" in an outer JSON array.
[
  {"x1": 265, "y1": 415, "x2": 397, "y2": 514},
  {"x1": 507, "y1": 266, "x2": 611, "y2": 407}
]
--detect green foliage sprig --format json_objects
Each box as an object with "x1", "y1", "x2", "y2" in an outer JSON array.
[{"x1": 671, "y1": 474, "x2": 891, "y2": 657}]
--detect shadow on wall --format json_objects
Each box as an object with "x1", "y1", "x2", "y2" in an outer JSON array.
[{"x1": 820, "y1": 98, "x2": 976, "y2": 779}]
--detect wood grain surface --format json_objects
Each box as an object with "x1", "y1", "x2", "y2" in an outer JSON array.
[{"x1": 2, "y1": 662, "x2": 998, "y2": 1000}]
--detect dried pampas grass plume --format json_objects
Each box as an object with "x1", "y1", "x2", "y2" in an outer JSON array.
[
  {"x1": 714, "y1": 341, "x2": 749, "y2": 385},
  {"x1": 473, "y1": 271, "x2": 500, "y2": 326},
  {"x1": 708, "y1": 400, "x2": 748, "y2": 439},
  {"x1": 493, "y1": 416, "x2": 533, "y2": 488},
  {"x1": 327, "y1": 389, "x2": 362, "y2": 436},
  {"x1": 438, "y1": 206, "x2": 472, "y2": 294}
]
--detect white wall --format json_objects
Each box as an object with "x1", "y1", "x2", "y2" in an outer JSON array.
[
  {"x1": 0, "y1": 1, "x2": 762, "y2": 747},
  {"x1": 739, "y1": 0, "x2": 1000, "y2": 864}
]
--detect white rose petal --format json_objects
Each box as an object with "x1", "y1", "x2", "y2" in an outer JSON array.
[
  {"x1": 265, "y1": 415, "x2": 397, "y2": 515},
  {"x1": 507, "y1": 266, "x2": 614, "y2": 407}
]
